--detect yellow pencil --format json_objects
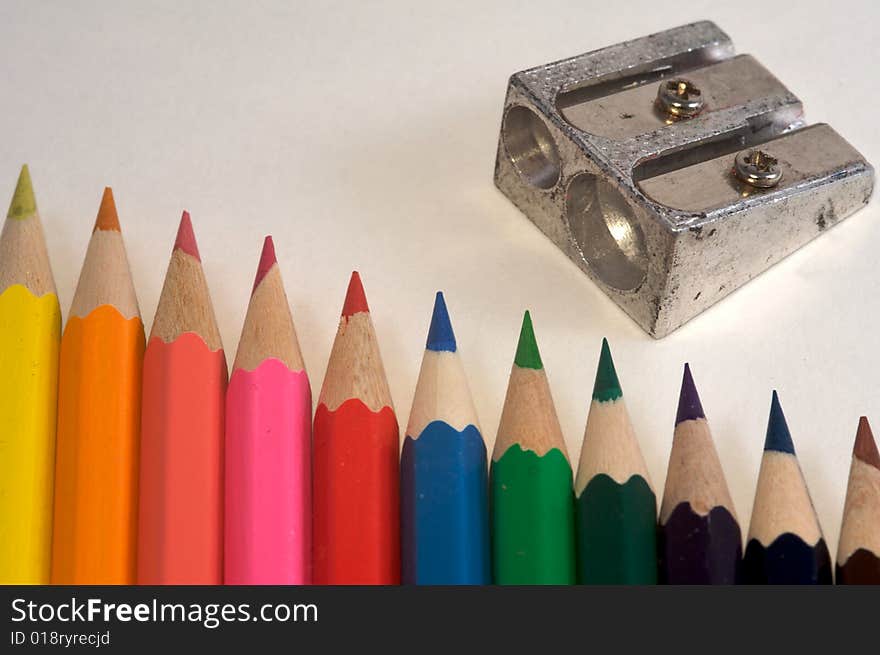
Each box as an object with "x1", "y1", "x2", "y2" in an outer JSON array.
[{"x1": 0, "y1": 165, "x2": 62, "y2": 584}]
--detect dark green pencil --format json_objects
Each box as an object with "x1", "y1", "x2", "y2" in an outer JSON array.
[{"x1": 574, "y1": 339, "x2": 657, "y2": 584}]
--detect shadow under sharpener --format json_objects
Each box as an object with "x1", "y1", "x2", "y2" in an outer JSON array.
[{"x1": 493, "y1": 21, "x2": 874, "y2": 338}]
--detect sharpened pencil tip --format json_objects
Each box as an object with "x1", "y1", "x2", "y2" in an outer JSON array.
[
  {"x1": 341, "y1": 271, "x2": 369, "y2": 318},
  {"x1": 252, "y1": 235, "x2": 277, "y2": 293},
  {"x1": 764, "y1": 390, "x2": 795, "y2": 454},
  {"x1": 513, "y1": 310, "x2": 543, "y2": 370},
  {"x1": 94, "y1": 187, "x2": 120, "y2": 232},
  {"x1": 592, "y1": 337, "x2": 622, "y2": 402},
  {"x1": 675, "y1": 362, "x2": 705, "y2": 425},
  {"x1": 173, "y1": 210, "x2": 200, "y2": 261},
  {"x1": 426, "y1": 291, "x2": 456, "y2": 352},
  {"x1": 854, "y1": 416, "x2": 880, "y2": 470},
  {"x1": 7, "y1": 164, "x2": 36, "y2": 220}
]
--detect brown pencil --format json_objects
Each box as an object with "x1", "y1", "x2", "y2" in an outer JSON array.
[{"x1": 836, "y1": 417, "x2": 880, "y2": 584}]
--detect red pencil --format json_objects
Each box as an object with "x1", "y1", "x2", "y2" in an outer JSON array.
[{"x1": 313, "y1": 272, "x2": 400, "y2": 584}]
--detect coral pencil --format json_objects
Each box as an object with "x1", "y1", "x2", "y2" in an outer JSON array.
[
  {"x1": 313, "y1": 272, "x2": 400, "y2": 584},
  {"x1": 658, "y1": 364, "x2": 741, "y2": 584},
  {"x1": 0, "y1": 165, "x2": 61, "y2": 584},
  {"x1": 836, "y1": 417, "x2": 880, "y2": 584},
  {"x1": 137, "y1": 212, "x2": 227, "y2": 584},
  {"x1": 51, "y1": 188, "x2": 144, "y2": 584},
  {"x1": 742, "y1": 391, "x2": 831, "y2": 584},
  {"x1": 401, "y1": 292, "x2": 490, "y2": 584},
  {"x1": 574, "y1": 339, "x2": 657, "y2": 584},
  {"x1": 491, "y1": 311, "x2": 575, "y2": 585},
  {"x1": 225, "y1": 237, "x2": 311, "y2": 584}
]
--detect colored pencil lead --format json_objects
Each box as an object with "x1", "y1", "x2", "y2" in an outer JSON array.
[
  {"x1": 173, "y1": 210, "x2": 200, "y2": 260},
  {"x1": 341, "y1": 270, "x2": 369, "y2": 317},
  {"x1": 765, "y1": 390, "x2": 795, "y2": 454},
  {"x1": 854, "y1": 416, "x2": 880, "y2": 469},
  {"x1": 93, "y1": 187, "x2": 120, "y2": 232},
  {"x1": 513, "y1": 310, "x2": 542, "y2": 369},
  {"x1": 675, "y1": 363, "x2": 705, "y2": 424},
  {"x1": 425, "y1": 291, "x2": 456, "y2": 352},
  {"x1": 7, "y1": 164, "x2": 36, "y2": 219},
  {"x1": 592, "y1": 337, "x2": 622, "y2": 402},
  {"x1": 252, "y1": 235, "x2": 277, "y2": 292}
]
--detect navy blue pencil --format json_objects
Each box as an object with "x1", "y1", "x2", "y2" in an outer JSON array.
[{"x1": 741, "y1": 391, "x2": 832, "y2": 584}]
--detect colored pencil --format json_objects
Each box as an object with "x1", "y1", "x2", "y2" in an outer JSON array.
[
  {"x1": 51, "y1": 188, "x2": 144, "y2": 584},
  {"x1": 742, "y1": 391, "x2": 832, "y2": 584},
  {"x1": 574, "y1": 338, "x2": 657, "y2": 584},
  {"x1": 658, "y1": 364, "x2": 741, "y2": 584},
  {"x1": 836, "y1": 416, "x2": 880, "y2": 584},
  {"x1": 491, "y1": 311, "x2": 575, "y2": 584},
  {"x1": 137, "y1": 212, "x2": 227, "y2": 584},
  {"x1": 225, "y1": 236, "x2": 311, "y2": 584},
  {"x1": 313, "y1": 272, "x2": 400, "y2": 584},
  {"x1": 0, "y1": 165, "x2": 61, "y2": 584},
  {"x1": 401, "y1": 292, "x2": 490, "y2": 585}
]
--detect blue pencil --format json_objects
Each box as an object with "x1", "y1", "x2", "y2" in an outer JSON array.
[{"x1": 400, "y1": 292, "x2": 490, "y2": 584}]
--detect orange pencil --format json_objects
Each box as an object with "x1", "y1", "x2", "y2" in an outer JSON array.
[
  {"x1": 137, "y1": 212, "x2": 227, "y2": 584},
  {"x1": 51, "y1": 189, "x2": 144, "y2": 584}
]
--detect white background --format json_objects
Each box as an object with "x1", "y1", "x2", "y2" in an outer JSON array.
[{"x1": 1, "y1": 1, "x2": 877, "y2": 553}]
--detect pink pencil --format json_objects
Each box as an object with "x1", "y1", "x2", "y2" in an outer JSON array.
[{"x1": 225, "y1": 237, "x2": 312, "y2": 584}]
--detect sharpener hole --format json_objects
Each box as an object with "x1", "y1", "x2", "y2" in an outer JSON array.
[
  {"x1": 565, "y1": 173, "x2": 648, "y2": 291},
  {"x1": 501, "y1": 106, "x2": 561, "y2": 189}
]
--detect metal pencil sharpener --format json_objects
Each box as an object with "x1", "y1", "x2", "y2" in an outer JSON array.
[{"x1": 494, "y1": 21, "x2": 874, "y2": 337}]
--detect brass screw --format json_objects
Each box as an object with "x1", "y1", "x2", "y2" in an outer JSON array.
[
  {"x1": 734, "y1": 150, "x2": 783, "y2": 188},
  {"x1": 656, "y1": 78, "x2": 704, "y2": 118}
]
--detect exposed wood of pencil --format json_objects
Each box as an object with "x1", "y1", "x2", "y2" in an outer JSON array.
[
  {"x1": 660, "y1": 418, "x2": 737, "y2": 523},
  {"x1": 574, "y1": 399, "x2": 651, "y2": 494},
  {"x1": 493, "y1": 366, "x2": 568, "y2": 460},
  {"x1": 318, "y1": 311, "x2": 392, "y2": 412},
  {"x1": 406, "y1": 349, "x2": 479, "y2": 437},
  {"x1": 233, "y1": 261, "x2": 304, "y2": 373},
  {"x1": 0, "y1": 206, "x2": 56, "y2": 298},
  {"x1": 69, "y1": 188, "x2": 139, "y2": 320},
  {"x1": 748, "y1": 451, "x2": 822, "y2": 546},
  {"x1": 150, "y1": 234, "x2": 222, "y2": 350}
]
